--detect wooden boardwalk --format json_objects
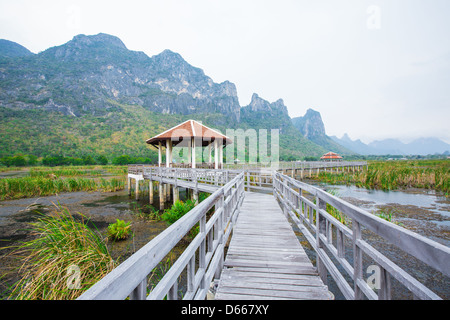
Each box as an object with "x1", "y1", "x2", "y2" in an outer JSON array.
[{"x1": 215, "y1": 192, "x2": 333, "y2": 300}]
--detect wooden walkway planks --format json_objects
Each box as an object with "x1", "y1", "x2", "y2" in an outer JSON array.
[{"x1": 215, "y1": 192, "x2": 333, "y2": 300}]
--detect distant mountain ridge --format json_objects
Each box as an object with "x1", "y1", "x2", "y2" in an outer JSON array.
[
  {"x1": 0, "y1": 33, "x2": 447, "y2": 159},
  {"x1": 331, "y1": 134, "x2": 450, "y2": 155}
]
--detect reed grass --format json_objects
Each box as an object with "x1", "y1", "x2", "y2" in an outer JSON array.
[
  {"x1": 316, "y1": 160, "x2": 450, "y2": 194},
  {"x1": 6, "y1": 205, "x2": 115, "y2": 300},
  {"x1": 29, "y1": 165, "x2": 127, "y2": 178},
  {"x1": 0, "y1": 176, "x2": 125, "y2": 200}
]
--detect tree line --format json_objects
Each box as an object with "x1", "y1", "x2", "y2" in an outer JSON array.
[{"x1": 0, "y1": 153, "x2": 159, "y2": 167}]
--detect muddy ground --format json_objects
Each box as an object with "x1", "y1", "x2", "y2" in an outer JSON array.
[{"x1": 0, "y1": 190, "x2": 183, "y2": 299}]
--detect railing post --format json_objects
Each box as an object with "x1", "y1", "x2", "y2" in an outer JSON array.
[
  {"x1": 378, "y1": 265, "x2": 391, "y2": 300},
  {"x1": 199, "y1": 214, "x2": 207, "y2": 292},
  {"x1": 352, "y1": 220, "x2": 363, "y2": 300},
  {"x1": 214, "y1": 194, "x2": 225, "y2": 280},
  {"x1": 129, "y1": 278, "x2": 147, "y2": 300},
  {"x1": 316, "y1": 196, "x2": 328, "y2": 285}
]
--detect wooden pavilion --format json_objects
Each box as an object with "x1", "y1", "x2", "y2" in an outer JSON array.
[
  {"x1": 320, "y1": 151, "x2": 343, "y2": 161},
  {"x1": 146, "y1": 119, "x2": 232, "y2": 169}
]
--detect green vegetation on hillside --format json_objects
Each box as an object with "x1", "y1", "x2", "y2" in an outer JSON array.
[{"x1": 0, "y1": 100, "x2": 326, "y2": 164}]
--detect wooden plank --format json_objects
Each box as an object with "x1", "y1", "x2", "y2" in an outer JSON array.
[
  {"x1": 220, "y1": 270, "x2": 325, "y2": 287},
  {"x1": 228, "y1": 266, "x2": 319, "y2": 276},
  {"x1": 215, "y1": 292, "x2": 296, "y2": 300},
  {"x1": 216, "y1": 285, "x2": 333, "y2": 300},
  {"x1": 219, "y1": 279, "x2": 328, "y2": 293},
  {"x1": 215, "y1": 191, "x2": 332, "y2": 300}
]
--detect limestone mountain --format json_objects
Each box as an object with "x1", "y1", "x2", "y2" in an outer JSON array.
[
  {"x1": 292, "y1": 109, "x2": 353, "y2": 155},
  {"x1": 0, "y1": 33, "x2": 241, "y2": 121},
  {"x1": 0, "y1": 33, "x2": 328, "y2": 160}
]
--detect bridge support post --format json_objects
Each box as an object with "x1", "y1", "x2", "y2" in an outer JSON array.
[
  {"x1": 167, "y1": 184, "x2": 171, "y2": 201},
  {"x1": 173, "y1": 186, "x2": 179, "y2": 203},
  {"x1": 135, "y1": 179, "x2": 139, "y2": 201},
  {"x1": 159, "y1": 183, "x2": 164, "y2": 210},
  {"x1": 127, "y1": 176, "x2": 131, "y2": 196},
  {"x1": 193, "y1": 191, "x2": 199, "y2": 205},
  {"x1": 149, "y1": 180, "x2": 153, "y2": 204}
]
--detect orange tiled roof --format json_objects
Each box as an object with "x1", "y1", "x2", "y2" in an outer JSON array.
[
  {"x1": 320, "y1": 152, "x2": 343, "y2": 159},
  {"x1": 146, "y1": 120, "x2": 232, "y2": 146}
]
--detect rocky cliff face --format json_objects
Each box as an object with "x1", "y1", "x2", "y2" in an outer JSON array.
[
  {"x1": 292, "y1": 109, "x2": 354, "y2": 155},
  {"x1": 0, "y1": 33, "x2": 241, "y2": 121},
  {"x1": 292, "y1": 108, "x2": 325, "y2": 140}
]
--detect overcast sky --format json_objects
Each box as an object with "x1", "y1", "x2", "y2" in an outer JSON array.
[{"x1": 1, "y1": 0, "x2": 449, "y2": 144}]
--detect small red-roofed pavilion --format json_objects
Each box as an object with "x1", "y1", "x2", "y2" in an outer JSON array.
[
  {"x1": 146, "y1": 119, "x2": 232, "y2": 169},
  {"x1": 320, "y1": 151, "x2": 343, "y2": 161}
]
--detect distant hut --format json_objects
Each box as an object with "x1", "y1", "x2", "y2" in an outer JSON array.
[{"x1": 320, "y1": 151, "x2": 343, "y2": 162}]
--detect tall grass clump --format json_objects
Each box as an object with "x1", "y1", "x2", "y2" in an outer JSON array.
[
  {"x1": 107, "y1": 219, "x2": 132, "y2": 241},
  {"x1": 7, "y1": 205, "x2": 115, "y2": 300}
]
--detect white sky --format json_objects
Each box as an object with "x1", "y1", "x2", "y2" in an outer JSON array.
[{"x1": 1, "y1": 0, "x2": 449, "y2": 144}]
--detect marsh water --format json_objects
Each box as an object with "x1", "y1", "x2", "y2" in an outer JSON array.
[
  {"x1": 296, "y1": 180, "x2": 450, "y2": 300},
  {"x1": 0, "y1": 185, "x2": 192, "y2": 299},
  {"x1": 0, "y1": 170, "x2": 449, "y2": 299}
]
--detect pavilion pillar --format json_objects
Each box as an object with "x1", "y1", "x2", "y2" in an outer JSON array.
[
  {"x1": 219, "y1": 139, "x2": 223, "y2": 169},
  {"x1": 191, "y1": 137, "x2": 196, "y2": 169},
  {"x1": 166, "y1": 140, "x2": 172, "y2": 168},
  {"x1": 127, "y1": 176, "x2": 131, "y2": 196},
  {"x1": 187, "y1": 139, "x2": 192, "y2": 167},
  {"x1": 158, "y1": 141, "x2": 162, "y2": 167},
  {"x1": 214, "y1": 139, "x2": 219, "y2": 170},
  {"x1": 208, "y1": 142, "x2": 212, "y2": 166}
]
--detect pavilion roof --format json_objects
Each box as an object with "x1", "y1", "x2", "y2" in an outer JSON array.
[
  {"x1": 146, "y1": 119, "x2": 232, "y2": 147},
  {"x1": 320, "y1": 151, "x2": 343, "y2": 159}
]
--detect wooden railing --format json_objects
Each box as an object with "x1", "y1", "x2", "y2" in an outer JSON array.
[
  {"x1": 142, "y1": 167, "x2": 238, "y2": 184},
  {"x1": 224, "y1": 160, "x2": 368, "y2": 170},
  {"x1": 78, "y1": 171, "x2": 245, "y2": 300},
  {"x1": 273, "y1": 171, "x2": 450, "y2": 300},
  {"x1": 128, "y1": 161, "x2": 367, "y2": 173},
  {"x1": 128, "y1": 166, "x2": 273, "y2": 192}
]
